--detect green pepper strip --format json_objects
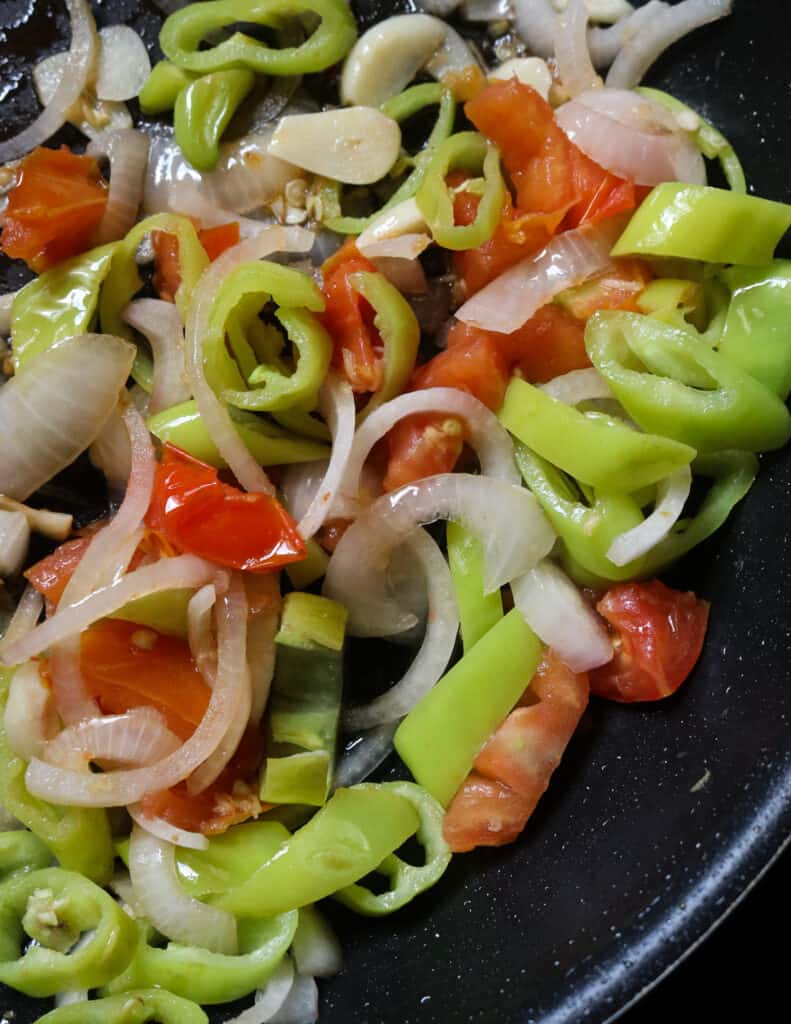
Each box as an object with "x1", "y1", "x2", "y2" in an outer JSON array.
[
  {"x1": 286, "y1": 538, "x2": 330, "y2": 589},
  {"x1": 99, "y1": 214, "x2": 209, "y2": 390},
  {"x1": 585, "y1": 310, "x2": 791, "y2": 453},
  {"x1": 35, "y1": 989, "x2": 208, "y2": 1024},
  {"x1": 446, "y1": 521, "x2": 503, "y2": 651},
  {"x1": 395, "y1": 610, "x2": 543, "y2": 807},
  {"x1": 103, "y1": 913, "x2": 297, "y2": 1005},
  {"x1": 0, "y1": 831, "x2": 50, "y2": 881},
  {"x1": 333, "y1": 782, "x2": 451, "y2": 916},
  {"x1": 160, "y1": 0, "x2": 357, "y2": 76},
  {"x1": 611, "y1": 183, "x2": 791, "y2": 265},
  {"x1": 499, "y1": 376, "x2": 695, "y2": 492},
  {"x1": 0, "y1": 867, "x2": 137, "y2": 997},
  {"x1": 718, "y1": 261, "x2": 791, "y2": 398},
  {"x1": 113, "y1": 589, "x2": 194, "y2": 638},
  {"x1": 175, "y1": 69, "x2": 255, "y2": 172},
  {"x1": 11, "y1": 243, "x2": 117, "y2": 371},
  {"x1": 636, "y1": 87, "x2": 747, "y2": 194},
  {"x1": 513, "y1": 444, "x2": 646, "y2": 587},
  {"x1": 139, "y1": 60, "x2": 198, "y2": 114},
  {"x1": 148, "y1": 400, "x2": 330, "y2": 467},
  {"x1": 416, "y1": 131, "x2": 505, "y2": 251},
  {"x1": 213, "y1": 786, "x2": 420, "y2": 917},
  {"x1": 0, "y1": 674, "x2": 113, "y2": 884},
  {"x1": 349, "y1": 271, "x2": 420, "y2": 421},
  {"x1": 325, "y1": 84, "x2": 457, "y2": 236}
]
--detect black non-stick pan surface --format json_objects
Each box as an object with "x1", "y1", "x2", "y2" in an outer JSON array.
[{"x1": 1, "y1": 2, "x2": 789, "y2": 1022}]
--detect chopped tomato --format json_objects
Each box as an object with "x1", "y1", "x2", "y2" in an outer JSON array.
[
  {"x1": 589, "y1": 580, "x2": 710, "y2": 702},
  {"x1": 556, "y1": 260, "x2": 653, "y2": 320},
  {"x1": 141, "y1": 726, "x2": 268, "y2": 836},
  {"x1": 153, "y1": 221, "x2": 241, "y2": 301},
  {"x1": 319, "y1": 241, "x2": 383, "y2": 392},
  {"x1": 506, "y1": 305, "x2": 591, "y2": 382},
  {"x1": 146, "y1": 445, "x2": 305, "y2": 573},
  {"x1": 443, "y1": 651, "x2": 589, "y2": 853},
  {"x1": 564, "y1": 146, "x2": 641, "y2": 230},
  {"x1": 198, "y1": 221, "x2": 240, "y2": 262},
  {"x1": 0, "y1": 146, "x2": 108, "y2": 272},
  {"x1": 25, "y1": 537, "x2": 93, "y2": 610},
  {"x1": 80, "y1": 619, "x2": 211, "y2": 741}
]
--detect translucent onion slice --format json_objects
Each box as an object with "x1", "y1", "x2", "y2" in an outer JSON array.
[
  {"x1": 455, "y1": 222, "x2": 619, "y2": 335},
  {"x1": 269, "y1": 974, "x2": 319, "y2": 1024},
  {"x1": 337, "y1": 387, "x2": 520, "y2": 514},
  {"x1": 588, "y1": 0, "x2": 666, "y2": 66},
  {"x1": 324, "y1": 474, "x2": 554, "y2": 637},
  {"x1": 42, "y1": 707, "x2": 181, "y2": 772},
  {"x1": 128, "y1": 804, "x2": 210, "y2": 851},
  {"x1": 292, "y1": 913, "x2": 343, "y2": 978},
  {"x1": 511, "y1": 560, "x2": 614, "y2": 673},
  {"x1": 540, "y1": 368, "x2": 613, "y2": 404},
  {"x1": 4, "y1": 662, "x2": 57, "y2": 761},
  {"x1": 0, "y1": 0, "x2": 96, "y2": 163},
  {"x1": 0, "y1": 586, "x2": 42, "y2": 662},
  {"x1": 246, "y1": 575, "x2": 280, "y2": 726},
  {"x1": 332, "y1": 723, "x2": 397, "y2": 789},
  {"x1": 343, "y1": 529, "x2": 458, "y2": 728},
  {"x1": 0, "y1": 333, "x2": 135, "y2": 501},
  {"x1": 123, "y1": 299, "x2": 189, "y2": 415},
  {"x1": 607, "y1": 464, "x2": 692, "y2": 566},
  {"x1": 95, "y1": 26, "x2": 152, "y2": 102},
  {"x1": 188, "y1": 584, "x2": 218, "y2": 687},
  {"x1": 129, "y1": 826, "x2": 238, "y2": 954},
  {"x1": 185, "y1": 228, "x2": 314, "y2": 495},
  {"x1": 87, "y1": 130, "x2": 150, "y2": 245},
  {"x1": 0, "y1": 510, "x2": 30, "y2": 578},
  {"x1": 296, "y1": 372, "x2": 356, "y2": 540},
  {"x1": 554, "y1": 0, "x2": 601, "y2": 98},
  {"x1": 90, "y1": 407, "x2": 133, "y2": 495},
  {"x1": 226, "y1": 957, "x2": 296, "y2": 1024}
]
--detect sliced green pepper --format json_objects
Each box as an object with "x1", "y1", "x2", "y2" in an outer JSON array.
[
  {"x1": 416, "y1": 131, "x2": 505, "y2": 251},
  {"x1": 499, "y1": 376, "x2": 696, "y2": 492},
  {"x1": 446, "y1": 521, "x2": 503, "y2": 651},
  {"x1": 36, "y1": 989, "x2": 208, "y2": 1024},
  {"x1": 160, "y1": 0, "x2": 357, "y2": 76},
  {"x1": 586, "y1": 311, "x2": 791, "y2": 452},
  {"x1": 718, "y1": 261, "x2": 791, "y2": 398},
  {"x1": 0, "y1": 831, "x2": 50, "y2": 881},
  {"x1": 11, "y1": 243, "x2": 117, "y2": 371},
  {"x1": 139, "y1": 60, "x2": 198, "y2": 114},
  {"x1": 175, "y1": 69, "x2": 255, "y2": 172},
  {"x1": 148, "y1": 400, "x2": 330, "y2": 467},
  {"x1": 395, "y1": 610, "x2": 543, "y2": 807},
  {"x1": 636, "y1": 87, "x2": 746, "y2": 193},
  {"x1": 213, "y1": 785, "x2": 420, "y2": 917},
  {"x1": 175, "y1": 820, "x2": 291, "y2": 899},
  {"x1": 286, "y1": 538, "x2": 330, "y2": 589},
  {"x1": 612, "y1": 183, "x2": 791, "y2": 265},
  {"x1": 334, "y1": 782, "x2": 451, "y2": 915},
  {"x1": 113, "y1": 589, "x2": 193, "y2": 638},
  {"x1": 0, "y1": 867, "x2": 137, "y2": 996}
]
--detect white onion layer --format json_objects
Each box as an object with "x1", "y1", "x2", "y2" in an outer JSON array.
[
  {"x1": 540, "y1": 368, "x2": 613, "y2": 404},
  {"x1": 4, "y1": 662, "x2": 56, "y2": 761},
  {"x1": 332, "y1": 723, "x2": 397, "y2": 790},
  {"x1": 0, "y1": 511, "x2": 30, "y2": 578},
  {"x1": 607, "y1": 464, "x2": 692, "y2": 566},
  {"x1": 128, "y1": 805, "x2": 210, "y2": 851},
  {"x1": 188, "y1": 584, "x2": 218, "y2": 687},
  {"x1": 269, "y1": 974, "x2": 319, "y2": 1024},
  {"x1": 0, "y1": 586, "x2": 42, "y2": 662},
  {"x1": 227, "y1": 957, "x2": 296, "y2": 1024},
  {"x1": 95, "y1": 26, "x2": 152, "y2": 102},
  {"x1": 511, "y1": 561, "x2": 614, "y2": 672},
  {"x1": 123, "y1": 299, "x2": 189, "y2": 415},
  {"x1": 554, "y1": 0, "x2": 601, "y2": 98},
  {"x1": 87, "y1": 130, "x2": 150, "y2": 245},
  {"x1": 292, "y1": 910, "x2": 343, "y2": 978},
  {"x1": 43, "y1": 707, "x2": 181, "y2": 771}
]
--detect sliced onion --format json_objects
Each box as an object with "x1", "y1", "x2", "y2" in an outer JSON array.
[
  {"x1": 296, "y1": 373, "x2": 355, "y2": 540},
  {"x1": 246, "y1": 575, "x2": 280, "y2": 726},
  {"x1": 0, "y1": 586, "x2": 42, "y2": 660},
  {"x1": 607, "y1": 464, "x2": 692, "y2": 566},
  {"x1": 511, "y1": 560, "x2": 613, "y2": 672},
  {"x1": 426, "y1": 22, "x2": 481, "y2": 81},
  {"x1": 292, "y1": 911, "x2": 343, "y2": 978},
  {"x1": 554, "y1": 0, "x2": 601, "y2": 98},
  {"x1": 54, "y1": 990, "x2": 88, "y2": 1008},
  {"x1": 606, "y1": 0, "x2": 732, "y2": 88},
  {"x1": 169, "y1": 186, "x2": 275, "y2": 238},
  {"x1": 0, "y1": 510, "x2": 30, "y2": 578},
  {"x1": 87, "y1": 130, "x2": 150, "y2": 244},
  {"x1": 513, "y1": 0, "x2": 562, "y2": 57},
  {"x1": 129, "y1": 825, "x2": 238, "y2": 954},
  {"x1": 90, "y1": 406, "x2": 132, "y2": 494},
  {"x1": 43, "y1": 707, "x2": 181, "y2": 771},
  {"x1": 358, "y1": 234, "x2": 431, "y2": 262},
  {"x1": 33, "y1": 50, "x2": 134, "y2": 141},
  {"x1": 128, "y1": 804, "x2": 210, "y2": 851},
  {"x1": 324, "y1": 474, "x2": 554, "y2": 636},
  {"x1": 456, "y1": 221, "x2": 620, "y2": 335},
  {"x1": 95, "y1": 26, "x2": 152, "y2": 102},
  {"x1": 343, "y1": 529, "x2": 458, "y2": 727},
  {"x1": 555, "y1": 88, "x2": 705, "y2": 185},
  {"x1": 4, "y1": 661, "x2": 57, "y2": 760},
  {"x1": 370, "y1": 256, "x2": 428, "y2": 295},
  {"x1": 188, "y1": 574, "x2": 250, "y2": 794},
  {"x1": 48, "y1": 638, "x2": 99, "y2": 727},
  {"x1": 337, "y1": 388, "x2": 520, "y2": 514},
  {"x1": 0, "y1": 333, "x2": 136, "y2": 501},
  {"x1": 588, "y1": 1, "x2": 666, "y2": 66},
  {"x1": 282, "y1": 460, "x2": 328, "y2": 523},
  {"x1": 333, "y1": 724, "x2": 397, "y2": 789},
  {"x1": 269, "y1": 974, "x2": 319, "y2": 1024},
  {"x1": 108, "y1": 870, "x2": 144, "y2": 916},
  {"x1": 25, "y1": 577, "x2": 248, "y2": 807},
  {"x1": 540, "y1": 367, "x2": 613, "y2": 404},
  {"x1": 1, "y1": 555, "x2": 214, "y2": 668},
  {"x1": 123, "y1": 299, "x2": 189, "y2": 415},
  {"x1": 185, "y1": 228, "x2": 314, "y2": 495},
  {"x1": 227, "y1": 957, "x2": 296, "y2": 1024},
  {"x1": 0, "y1": 0, "x2": 96, "y2": 163},
  {"x1": 0, "y1": 496, "x2": 72, "y2": 542},
  {"x1": 188, "y1": 584, "x2": 217, "y2": 686}
]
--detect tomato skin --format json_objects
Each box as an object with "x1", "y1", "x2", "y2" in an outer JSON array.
[
  {"x1": 25, "y1": 537, "x2": 93, "y2": 609},
  {"x1": 319, "y1": 242, "x2": 382, "y2": 392},
  {"x1": 198, "y1": 221, "x2": 240, "y2": 262},
  {"x1": 153, "y1": 221, "x2": 241, "y2": 301},
  {"x1": 564, "y1": 146, "x2": 639, "y2": 229},
  {"x1": 589, "y1": 580, "x2": 710, "y2": 702},
  {"x1": 443, "y1": 773, "x2": 532, "y2": 853},
  {"x1": 0, "y1": 147, "x2": 108, "y2": 272}
]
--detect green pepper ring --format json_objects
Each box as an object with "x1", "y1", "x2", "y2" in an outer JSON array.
[{"x1": 35, "y1": 988, "x2": 209, "y2": 1024}]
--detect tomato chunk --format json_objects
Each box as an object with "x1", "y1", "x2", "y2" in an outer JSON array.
[
  {"x1": 589, "y1": 580, "x2": 710, "y2": 702},
  {"x1": 146, "y1": 445, "x2": 305, "y2": 573},
  {"x1": 25, "y1": 537, "x2": 93, "y2": 609},
  {"x1": 0, "y1": 147, "x2": 108, "y2": 272},
  {"x1": 198, "y1": 221, "x2": 240, "y2": 262},
  {"x1": 564, "y1": 145, "x2": 641, "y2": 229},
  {"x1": 153, "y1": 221, "x2": 241, "y2": 301}
]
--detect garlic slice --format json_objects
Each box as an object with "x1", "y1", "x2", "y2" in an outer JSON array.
[
  {"x1": 267, "y1": 108, "x2": 401, "y2": 186},
  {"x1": 489, "y1": 57, "x2": 553, "y2": 100}
]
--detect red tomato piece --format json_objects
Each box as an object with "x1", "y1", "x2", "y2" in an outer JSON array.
[
  {"x1": 0, "y1": 146, "x2": 108, "y2": 272},
  {"x1": 564, "y1": 146, "x2": 639, "y2": 229},
  {"x1": 146, "y1": 445, "x2": 305, "y2": 573},
  {"x1": 25, "y1": 537, "x2": 93, "y2": 609},
  {"x1": 589, "y1": 580, "x2": 710, "y2": 702},
  {"x1": 153, "y1": 221, "x2": 241, "y2": 301},
  {"x1": 443, "y1": 773, "x2": 532, "y2": 853},
  {"x1": 198, "y1": 221, "x2": 240, "y2": 262}
]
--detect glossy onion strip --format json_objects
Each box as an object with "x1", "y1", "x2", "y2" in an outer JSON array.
[
  {"x1": 128, "y1": 803, "x2": 210, "y2": 851},
  {"x1": 511, "y1": 561, "x2": 613, "y2": 673},
  {"x1": 333, "y1": 723, "x2": 399, "y2": 789},
  {"x1": 123, "y1": 299, "x2": 190, "y2": 415},
  {"x1": 553, "y1": 0, "x2": 600, "y2": 99},
  {"x1": 246, "y1": 575, "x2": 281, "y2": 726},
  {"x1": 540, "y1": 368, "x2": 614, "y2": 405},
  {"x1": 188, "y1": 584, "x2": 218, "y2": 686},
  {"x1": 324, "y1": 474, "x2": 554, "y2": 637},
  {"x1": 42, "y1": 707, "x2": 181, "y2": 771},
  {"x1": 226, "y1": 956, "x2": 296, "y2": 1024},
  {"x1": 4, "y1": 662, "x2": 56, "y2": 761},
  {"x1": 607, "y1": 464, "x2": 692, "y2": 566},
  {"x1": 87, "y1": 129, "x2": 150, "y2": 244},
  {"x1": 0, "y1": 585, "x2": 43, "y2": 660},
  {"x1": 129, "y1": 825, "x2": 238, "y2": 954}
]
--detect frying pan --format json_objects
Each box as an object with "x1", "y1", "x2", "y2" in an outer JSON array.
[{"x1": 1, "y1": 2, "x2": 789, "y2": 1021}]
